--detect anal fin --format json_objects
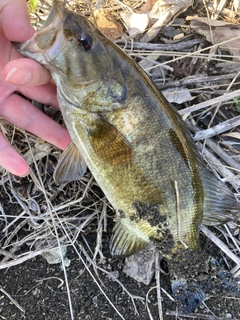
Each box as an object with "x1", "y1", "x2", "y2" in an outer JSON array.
[
  {"x1": 110, "y1": 219, "x2": 149, "y2": 257},
  {"x1": 53, "y1": 141, "x2": 87, "y2": 184}
]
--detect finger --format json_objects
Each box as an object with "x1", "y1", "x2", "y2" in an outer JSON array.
[
  {"x1": 0, "y1": 0, "x2": 34, "y2": 42},
  {"x1": 2, "y1": 60, "x2": 59, "y2": 109},
  {"x1": 0, "y1": 133, "x2": 29, "y2": 176},
  {"x1": 17, "y1": 80, "x2": 60, "y2": 110},
  {"x1": 0, "y1": 93, "x2": 71, "y2": 150},
  {"x1": 3, "y1": 58, "x2": 52, "y2": 86}
]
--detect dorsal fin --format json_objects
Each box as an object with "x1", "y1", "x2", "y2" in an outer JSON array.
[{"x1": 110, "y1": 219, "x2": 149, "y2": 257}]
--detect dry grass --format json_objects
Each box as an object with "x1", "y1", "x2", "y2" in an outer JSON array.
[{"x1": 1, "y1": 0, "x2": 240, "y2": 319}]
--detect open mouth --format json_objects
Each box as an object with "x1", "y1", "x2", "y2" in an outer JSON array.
[{"x1": 13, "y1": 0, "x2": 67, "y2": 60}]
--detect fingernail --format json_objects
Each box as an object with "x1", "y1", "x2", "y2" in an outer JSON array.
[{"x1": 5, "y1": 67, "x2": 32, "y2": 85}]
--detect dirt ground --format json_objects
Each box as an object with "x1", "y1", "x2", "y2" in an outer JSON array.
[
  {"x1": 0, "y1": 238, "x2": 170, "y2": 320},
  {"x1": 1, "y1": 0, "x2": 240, "y2": 319},
  {"x1": 1, "y1": 181, "x2": 240, "y2": 320},
  {"x1": 1, "y1": 228, "x2": 240, "y2": 320}
]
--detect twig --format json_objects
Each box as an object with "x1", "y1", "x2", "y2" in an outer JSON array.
[
  {"x1": 36, "y1": 276, "x2": 65, "y2": 288},
  {"x1": 93, "y1": 203, "x2": 107, "y2": 263},
  {"x1": 155, "y1": 251, "x2": 163, "y2": 320},
  {"x1": 179, "y1": 89, "x2": 240, "y2": 116},
  {"x1": 199, "y1": 225, "x2": 240, "y2": 277},
  {"x1": 160, "y1": 287, "x2": 175, "y2": 302},
  {"x1": 204, "y1": 139, "x2": 240, "y2": 172},
  {"x1": 174, "y1": 181, "x2": 188, "y2": 248},
  {"x1": 223, "y1": 224, "x2": 240, "y2": 254},
  {"x1": 186, "y1": 123, "x2": 240, "y2": 190},
  {"x1": 117, "y1": 39, "x2": 200, "y2": 51},
  {"x1": 186, "y1": 119, "x2": 240, "y2": 172},
  {"x1": 193, "y1": 115, "x2": 240, "y2": 141},
  {"x1": 0, "y1": 249, "x2": 16, "y2": 260},
  {"x1": 146, "y1": 286, "x2": 157, "y2": 320},
  {"x1": 157, "y1": 73, "x2": 240, "y2": 90},
  {"x1": 0, "y1": 286, "x2": 25, "y2": 313},
  {"x1": 0, "y1": 250, "x2": 43, "y2": 269}
]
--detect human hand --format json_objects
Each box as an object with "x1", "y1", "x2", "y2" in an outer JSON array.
[{"x1": 0, "y1": 0, "x2": 71, "y2": 176}]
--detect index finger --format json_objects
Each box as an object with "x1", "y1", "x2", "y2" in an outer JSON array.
[{"x1": 0, "y1": 0, "x2": 34, "y2": 42}]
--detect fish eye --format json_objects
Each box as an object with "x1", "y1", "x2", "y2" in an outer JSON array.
[{"x1": 78, "y1": 33, "x2": 93, "y2": 51}]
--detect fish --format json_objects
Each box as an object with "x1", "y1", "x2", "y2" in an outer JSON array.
[{"x1": 14, "y1": 0, "x2": 239, "y2": 259}]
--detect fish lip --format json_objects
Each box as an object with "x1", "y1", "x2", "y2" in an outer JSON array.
[
  {"x1": 41, "y1": 0, "x2": 65, "y2": 31},
  {"x1": 13, "y1": 0, "x2": 66, "y2": 59},
  {"x1": 13, "y1": 38, "x2": 39, "y2": 53}
]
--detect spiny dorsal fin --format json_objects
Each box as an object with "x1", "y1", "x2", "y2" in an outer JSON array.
[
  {"x1": 89, "y1": 117, "x2": 132, "y2": 166},
  {"x1": 110, "y1": 219, "x2": 149, "y2": 257},
  {"x1": 201, "y1": 168, "x2": 240, "y2": 225},
  {"x1": 53, "y1": 141, "x2": 87, "y2": 184}
]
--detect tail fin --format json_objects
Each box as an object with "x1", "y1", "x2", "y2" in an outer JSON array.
[{"x1": 201, "y1": 168, "x2": 240, "y2": 226}]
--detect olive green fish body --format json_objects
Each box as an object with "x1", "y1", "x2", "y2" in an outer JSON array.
[
  {"x1": 16, "y1": 0, "x2": 239, "y2": 257},
  {"x1": 58, "y1": 68, "x2": 203, "y2": 253}
]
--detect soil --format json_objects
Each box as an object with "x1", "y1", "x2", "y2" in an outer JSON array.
[
  {"x1": 0, "y1": 198, "x2": 240, "y2": 320},
  {"x1": 0, "y1": 212, "x2": 172, "y2": 320}
]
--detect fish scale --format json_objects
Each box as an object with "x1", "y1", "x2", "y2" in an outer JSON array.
[{"x1": 14, "y1": 0, "x2": 239, "y2": 258}]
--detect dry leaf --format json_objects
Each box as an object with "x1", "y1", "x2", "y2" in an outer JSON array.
[
  {"x1": 138, "y1": 54, "x2": 161, "y2": 71},
  {"x1": 121, "y1": 13, "x2": 149, "y2": 37},
  {"x1": 187, "y1": 16, "x2": 234, "y2": 27},
  {"x1": 189, "y1": 17, "x2": 240, "y2": 62},
  {"x1": 162, "y1": 87, "x2": 193, "y2": 104},
  {"x1": 140, "y1": 0, "x2": 193, "y2": 43},
  {"x1": 24, "y1": 139, "x2": 53, "y2": 164},
  {"x1": 140, "y1": 0, "x2": 158, "y2": 14},
  {"x1": 92, "y1": 9, "x2": 123, "y2": 40}
]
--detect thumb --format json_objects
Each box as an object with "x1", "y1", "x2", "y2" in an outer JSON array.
[{"x1": 3, "y1": 58, "x2": 51, "y2": 86}]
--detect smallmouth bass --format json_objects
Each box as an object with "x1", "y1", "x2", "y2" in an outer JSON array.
[{"x1": 15, "y1": 0, "x2": 239, "y2": 257}]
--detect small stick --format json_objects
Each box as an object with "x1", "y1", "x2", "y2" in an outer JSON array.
[
  {"x1": 0, "y1": 249, "x2": 16, "y2": 260},
  {"x1": 117, "y1": 39, "x2": 200, "y2": 51},
  {"x1": 199, "y1": 225, "x2": 240, "y2": 276},
  {"x1": 193, "y1": 115, "x2": 240, "y2": 141},
  {"x1": 179, "y1": 89, "x2": 240, "y2": 116},
  {"x1": 174, "y1": 181, "x2": 188, "y2": 248},
  {"x1": 0, "y1": 286, "x2": 25, "y2": 313},
  {"x1": 155, "y1": 251, "x2": 163, "y2": 320},
  {"x1": 0, "y1": 250, "x2": 43, "y2": 270}
]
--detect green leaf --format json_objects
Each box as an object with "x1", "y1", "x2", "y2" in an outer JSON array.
[
  {"x1": 29, "y1": 0, "x2": 39, "y2": 13},
  {"x1": 233, "y1": 97, "x2": 240, "y2": 112}
]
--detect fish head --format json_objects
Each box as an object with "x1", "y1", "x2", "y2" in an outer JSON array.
[{"x1": 15, "y1": 0, "x2": 125, "y2": 106}]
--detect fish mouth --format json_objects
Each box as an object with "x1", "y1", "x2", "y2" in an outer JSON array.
[
  {"x1": 42, "y1": 0, "x2": 65, "y2": 31},
  {"x1": 13, "y1": 0, "x2": 66, "y2": 58}
]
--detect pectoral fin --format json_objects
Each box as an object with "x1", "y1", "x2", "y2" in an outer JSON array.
[
  {"x1": 53, "y1": 141, "x2": 87, "y2": 184},
  {"x1": 89, "y1": 117, "x2": 132, "y2": 166},
  {"x1": 110, "y1": 219, "x2": 149, "y2": 257}
]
